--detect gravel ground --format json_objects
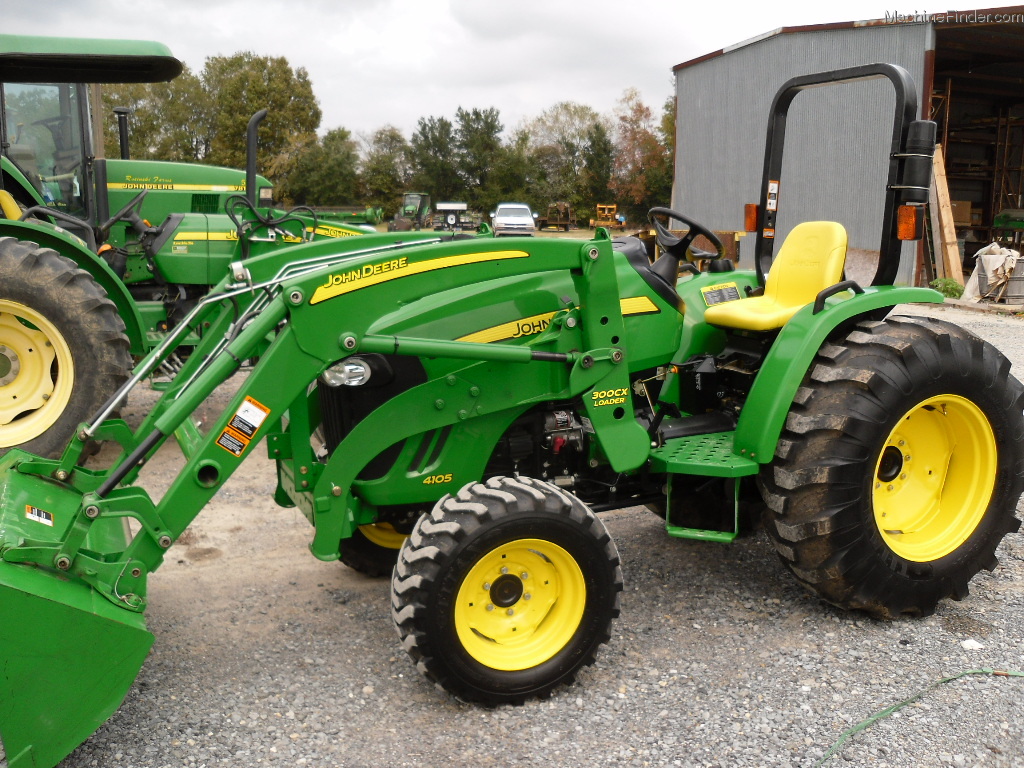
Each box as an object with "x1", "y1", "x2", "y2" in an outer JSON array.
[{"x1": 8, "y1": 302, "x2": 1023, "y2": 768}]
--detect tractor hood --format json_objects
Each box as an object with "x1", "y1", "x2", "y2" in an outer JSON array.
[{"x1": 0, "y1": 34, "x2": 182, "y2": 83}]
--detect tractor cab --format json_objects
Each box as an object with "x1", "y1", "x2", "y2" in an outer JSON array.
[
  {"x1": 0, "y1": 35, "x2": 183, "y2": 237},
  {"x1": 2, "y1": 81, "x2": 89, "y2": 218}
]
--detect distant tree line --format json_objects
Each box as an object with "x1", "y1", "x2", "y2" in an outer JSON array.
[{"x1": 102, "y1": 52, "x2": 674, "y2": 224}]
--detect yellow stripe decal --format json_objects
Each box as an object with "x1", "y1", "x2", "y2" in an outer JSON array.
[
  {"x1": 457, "y1": 296, "x2": 661, "y2": 344},
  {"x1": 108, "y1": 182, "x2": 246, "y2": 192},
  {"x1": 310, "y1": 250, "x2": 529, "y2": 305},
  {"x1": 458, "y1": 312, "x2": 557, "y2": 343},
  {"x1": 310, "y1": 225, "x2": 363, "y2": 238},
  {"x1": 173, "y1": 231, "x2": 238, "y2": 242}
]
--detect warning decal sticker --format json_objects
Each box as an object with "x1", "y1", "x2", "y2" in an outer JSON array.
[
  {"x1": 216, "y1": 396, "x2": 271, "y2": 457},
  {"x1": 229, "y1": 396, "x2": 271, "y2": 439},
  {"x1": 26, "y1": 505, "x2": 54, "y2": 526},
  {"x1": 701, "y1": 282, "x2": 742, "y2": 306}
]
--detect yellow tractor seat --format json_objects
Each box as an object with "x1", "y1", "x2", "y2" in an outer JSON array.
[
  {"x1": 0, "y1": 189, "x2": 21, "y2": 220},
  {"x1": 703, "y1": 221, "x2": 848, "y2": 331}
]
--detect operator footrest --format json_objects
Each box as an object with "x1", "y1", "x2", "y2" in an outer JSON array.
[{"x1": 648, "y1": 431, "x2": 759, "y2": 478}]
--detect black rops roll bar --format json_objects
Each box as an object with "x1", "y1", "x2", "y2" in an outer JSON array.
[{"x1": 753, "y1": 63, "x2": 936, "y2": 287}]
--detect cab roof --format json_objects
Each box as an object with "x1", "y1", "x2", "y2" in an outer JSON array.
[{"x1": 0, "y1": 34, "x2": 182, "y2": 83}]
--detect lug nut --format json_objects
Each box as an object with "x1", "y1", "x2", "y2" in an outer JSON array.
[
  {"x1": 486, "y1": 604, "x2": 494, "y2": 612},
  {"x1": 506, "y1": 608, "x2": 515, "y2": 616},
  {"x1": 500, "y1": 566, "x2": 509, "y2": 575}
]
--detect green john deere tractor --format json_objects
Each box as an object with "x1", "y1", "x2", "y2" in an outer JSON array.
[
  {"x1": 0, "y1": 34, "x2": 371, "y2": 459},
  {"x1": 0, "y1": 64, "x2": 1021, "y2": 768}
]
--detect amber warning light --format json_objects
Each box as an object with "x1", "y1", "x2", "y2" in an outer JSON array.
[
  {"x1": 744, "y1": 204, "x2": 759, "y2": 232},
  {"x1": 896, "y1": 204, "x2": 924, "y2": 240}
]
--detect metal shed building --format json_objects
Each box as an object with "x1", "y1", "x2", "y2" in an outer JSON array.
[{"x1": 672, "y1": 9, "x2": 1024, "y2": 284}]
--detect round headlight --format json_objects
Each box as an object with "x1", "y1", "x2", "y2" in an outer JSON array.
[{"x1": 321, "y1": 358, "x2": 371, "y2": 387}]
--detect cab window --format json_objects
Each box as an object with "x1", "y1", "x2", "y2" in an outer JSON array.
[{"x1": 2, "y1": 82, "x2": 87, "y2": 217}]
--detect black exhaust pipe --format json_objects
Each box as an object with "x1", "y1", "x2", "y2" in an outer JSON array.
[
  {"x1": 113, "y1": 106, "x2": 132, "y2": 160},
  {"x1": 246, "y1": 109, "x2": 268, "y2": 205}
]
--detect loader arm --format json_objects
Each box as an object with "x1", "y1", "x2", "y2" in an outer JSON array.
[{"x1": 0, "y1": 233, "x2": 654, "y2": 600}]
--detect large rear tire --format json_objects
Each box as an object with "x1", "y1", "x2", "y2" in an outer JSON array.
[
  {"x1": 0, "y1": 238, "x2": 131, "y2": 458},
  {"x1": 391, "y1": 476, "x2": 622, "y2": 703},
  {"x1": 339, "y1": 523, "x2": 407, "y2": 577},
  {"x1": 760, "y1": 316, "x2": 1024, "y2": 618}
]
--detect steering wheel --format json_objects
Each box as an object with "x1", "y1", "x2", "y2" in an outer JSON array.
[
  {"x1": 98, "y1": 189, "x2": 150, "y2": 238},
  {"x1": 648, "y1": 207, "x2": 725, "y2": 261},
  {"x1": 32, "y1": 116, "x2": 70, "y2": 135}
]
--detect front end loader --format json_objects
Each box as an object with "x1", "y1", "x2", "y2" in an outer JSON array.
[{"x1": 0, "y1": 64, "x2": 1022, "y2": 766}]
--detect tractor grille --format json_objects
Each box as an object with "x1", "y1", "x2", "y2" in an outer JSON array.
[
  {"x1": 318, "y1": 354, "x2": 427, "y2": 480},
  {"x1": 191, "y1": 194, "x2": 220, "y2": 214}
]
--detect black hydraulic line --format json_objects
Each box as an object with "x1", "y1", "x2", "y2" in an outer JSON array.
[{"x1": 96, "y1": 429, "x2": 164, "y2": 498}]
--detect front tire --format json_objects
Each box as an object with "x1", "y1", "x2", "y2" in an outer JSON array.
[
  {"x1": 760, "y1": 316, "x2": 1024, "y2": 618},
  {"x1": 0, "y1": 239, "x2": 131, "y2": 458},
  {"x1": 391, "y1": 476, "x2": 622, "y2": 703}
]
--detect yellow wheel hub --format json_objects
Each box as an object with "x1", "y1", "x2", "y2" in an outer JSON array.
[
  {"x1": 454, "y1": 538, "x2": 586, "y2": 671},
  {"x1": 873, "y1": 394, "x2": 997, "y2": 562},
  {"x1": 0, "y1": 300, "x2": 74, "y2": 447},
  {"x1": 358, "y1": 522, "x2": 407, "y2": 550}
]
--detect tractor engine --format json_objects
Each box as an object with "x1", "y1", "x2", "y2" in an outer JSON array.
[
  {"x1": 487, "y1": 400, "x2": 661, "y2": 510},
  {"x1": 488, "y1": 405, "x2": 587, "y2": 486}
]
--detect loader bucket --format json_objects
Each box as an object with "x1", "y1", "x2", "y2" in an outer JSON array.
[{"x1": 0, "y1": 456, "x2": 154, "y2": 768}]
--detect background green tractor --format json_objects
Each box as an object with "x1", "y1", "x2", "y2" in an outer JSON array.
[
  {"x1": 0, "y1": 34, "x2": 370, "y2": 459},
  {"x1": 0, "y1": 63, "x2": 1022, "y2": 767},
  {"x1": 387, "y1": 191, "x2": 432, "y2": 231}
]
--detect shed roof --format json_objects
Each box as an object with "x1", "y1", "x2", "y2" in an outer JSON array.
[{"x1": 673, "y1": 6, "x2": 1024, "y2": 91}]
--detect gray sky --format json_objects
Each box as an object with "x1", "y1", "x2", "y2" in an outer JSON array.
[{"x1": 9, "y1": 1, "x2": 1023, "y2": 141}]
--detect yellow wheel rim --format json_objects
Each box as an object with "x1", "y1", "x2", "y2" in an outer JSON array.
[
  {"x1": 454, "y1": 538, "x2": 586, "y2": 671},
  {"x1": 358, "y1": 523, "x2": 407, "y2": 550},
  {"x1": 873, "y1": 394, "x2": 997, "y2": 562},
  {"x1": 0, "y1": 300, "x2": 74, "y2": 447}
]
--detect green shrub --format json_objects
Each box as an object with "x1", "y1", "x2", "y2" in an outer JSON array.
[{"x1": 930, "y1": 277, "x2": 964, "y2": 299}]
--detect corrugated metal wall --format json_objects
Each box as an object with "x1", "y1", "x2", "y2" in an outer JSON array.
[{"x1": 673, "y1": 24, "x2": 932, "y2": 283}]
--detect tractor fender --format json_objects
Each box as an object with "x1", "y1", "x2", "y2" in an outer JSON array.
[
  {"x1": 0, "y1": 218, "x2": 147, "y2": 354},
  {"x1": 733, "y1": 285, "x2": 943, "y2": 461}
]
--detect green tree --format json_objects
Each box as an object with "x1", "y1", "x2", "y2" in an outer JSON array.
[
  {"x1": 455, "y1": 107, "x2": 503, "y2": 211},
  {"x1": 102, "y1": 66, "x2": 209, "y2": 161},
  {"x1": 359, "y1": 125, "x2": 411, "y2": 216},
  {"x1": 526, "y1": 102, "x2": 605, "y2": 210},
  {"x1": 611, "y1": 88, "x2": 673, "y2": 222},
  {"x1": 409, "y1": 116, "x2": 460, "y2": 202},
  {"x1": 479, "y1": 128, "x2": 533, "y2": 216},
  {"x1": 271, "y1": 128, "x2": 359, "y2": 207},
  {"x1": 581, "y1": 120, "x2": 616, "y2": 217},
  {"x1": 202, "y1": 52, "x2": 321, "y2": 171}
]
